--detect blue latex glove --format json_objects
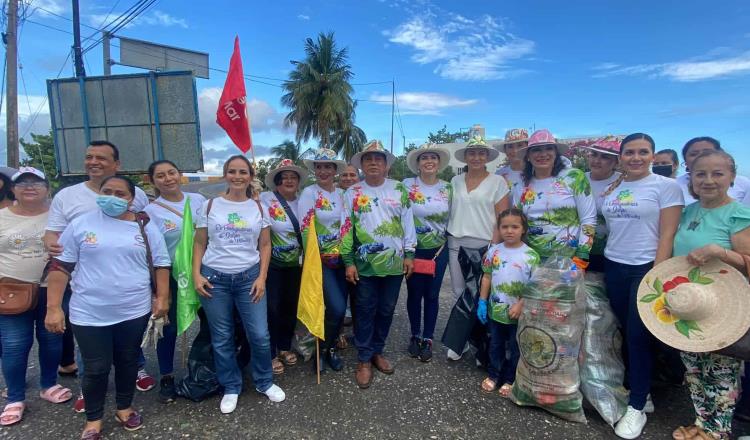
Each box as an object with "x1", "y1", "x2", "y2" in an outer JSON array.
[{"x1": 477, "y1": 299, "x2": 488, "y2": 325}]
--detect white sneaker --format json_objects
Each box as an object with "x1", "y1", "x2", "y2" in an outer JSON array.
[
  {"x1": 258, "y1": 384, "x2": 285, "y2": 403},
  {"x1": 614, "y1": 406, "x2": 647, "y2": 439},
  {"x1": 220, "y1": 393, "x2": 239, "y2": 414},
  {"x1": 643, "y1": 394, "x2": 654, "y2": 413},
  {"x1": 447, "y1": 344, "x2": 470, "y2": 361}
]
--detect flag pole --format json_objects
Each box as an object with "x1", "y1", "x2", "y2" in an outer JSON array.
[{"x1": 316, "y1": 339, "x2": 321, "y2": 385}]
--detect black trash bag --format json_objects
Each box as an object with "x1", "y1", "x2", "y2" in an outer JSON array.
[
  {"x1": 176, "y1": 308, "x2": 252, "y2": 402},
  {"x1": 441, "y1": 245, "x2": 489, "y2": 363}
]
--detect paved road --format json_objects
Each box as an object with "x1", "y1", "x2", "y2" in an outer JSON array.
[{"x1": 3, "y1": 278, "x2": 749, "y2": 439}]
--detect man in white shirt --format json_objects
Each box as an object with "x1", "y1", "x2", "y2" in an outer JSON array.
[{"x1": 42, "y1": 140, "x2": 153, "y2": 407}]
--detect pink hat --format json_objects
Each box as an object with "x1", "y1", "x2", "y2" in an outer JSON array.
[
  {"x1": 522, "y1": 129, "x2": 568, "y2": 154},
  {"x1": 584, "y1": 135, "x2": 621, "y2": 156}
]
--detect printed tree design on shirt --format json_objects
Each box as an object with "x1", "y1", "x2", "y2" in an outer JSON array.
[
  {"x1": 567, "y1": 168, "x2": 592, "y2": 196},
  {"x1": 373, "y1": 216, "x2": 404, "y2": 238}
]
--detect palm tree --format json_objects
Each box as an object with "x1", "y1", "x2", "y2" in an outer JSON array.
[
  {"x1": 270, "y1": 140, "x2": 302, "y2": 167},
  {"x1": 281, "y1": 32, "x2": 355, "y2": 149},
  {"x1": 330, "y1": 122, "x2": 367, "y2": 162}
]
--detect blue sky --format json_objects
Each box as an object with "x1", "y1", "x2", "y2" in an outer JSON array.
[{"x1": 5, "y1": 0, "x2": 750, "y2": 173}]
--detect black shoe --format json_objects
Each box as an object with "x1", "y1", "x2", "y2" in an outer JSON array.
[
  {"x1": 326, "y1": 348, "x2": 343, "y2": 372},
  {"x1": 408, "y1": 336, "x2": 421, "y2": 358},
  {"x1": 419, "y1": 339, "x2": 433, "y2": 363},
  {"x1": 158, "y1": 376, "x2": 176, "y2": 404}
]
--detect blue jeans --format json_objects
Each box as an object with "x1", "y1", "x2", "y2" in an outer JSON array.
[
  {"x1": 136, "y1": 277, "x2": 178, "y2": 376},
  {"x1": 406, "y1": 246, "x2": 449, "y2": 341},
  {"x1": 199, "y1": 264, "x2": 273, "y2": 394},
  {"x1": 322, "y1": 266, "x2": 348, "y2": 349},
  {"x1": 0, "y1": 288, "x2": 63, "y2": 403},
  {"x1": 353, "y1": 275, "x2": 403, "y2": 362},
  {"x1": 605, "y1": 258, "x2": 654, "y2": 410},
  {"x1": 487, "y1": 320, "x2": 519, "y2": 384}
]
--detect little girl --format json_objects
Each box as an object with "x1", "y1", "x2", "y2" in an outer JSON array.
[{"x1": 478, "y1": 208, "x2": 540, "y2": 397}]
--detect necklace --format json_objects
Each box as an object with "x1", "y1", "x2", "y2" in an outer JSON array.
[{"x1": 687, "y1": 207, "x2": 709, "y2": 231}]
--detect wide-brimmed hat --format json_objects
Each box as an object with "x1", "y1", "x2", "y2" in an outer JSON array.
[
  {"x1": 455, "y1": 135, "x2": 500, "y2": 163},
  {"x1": 303, "y1": 148, "x2": 347, "y2": 174},
  {"x1": 406, "y1": 143, "x2": 450, "y2": 174},
  {"x1": 264, "y1": 159, "x2": 308, "y2": 190},
  {"x1": 583, "y1": 135, "x2": 621, "y2": 156},
  {"x1": 521, "y1": 129, "x2": 569, "y2": 155},
  {"x1": 11, "y1": 166, "x2": 46, "y2": 182},
  {"x1": 497, "y1": 128, "x2": 529, "y2": 148},
  {"x1": 637, "y1": 256, "x2": 750, "y2": 353},
  {"x1": 0, "y1": 166, "x2": 18, "y2": 180},
  {"x1": 350, "y1": 140, "x2": 396, "y2": 169}
]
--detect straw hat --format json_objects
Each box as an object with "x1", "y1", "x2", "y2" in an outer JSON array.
[
  {"x1": 637, "y1": 256, "x2": 750, "y2": 352},
  {"x1": 496, "y1": 128, "x2": 529, "y2": 148},
  {"x1": 454, "y1": 135, "x2": 500, "y2": 163},
  {"x1": 264, "y1": 159, "x2": 308, "y2": 190},
  {"x1": 302, "y1": 148, "x2": 347, "y2": 174},
  {"x1": 406, "y1": 143, "x2": 450, "y2": 174},
  {"x1": 350, "y1": 140, "x2": 396, "y2": 169},
  {"x1": 583, "y1": 135, "x2": 621, "y2": 156},
  {"x1": 521, "y1": 129, "x2": 569, "y2": 155}
]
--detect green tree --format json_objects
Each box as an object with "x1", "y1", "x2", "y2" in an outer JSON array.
[
  {"x1": 20, "y1": 131, "x2": 64, "y2": 192},
  {"x1": 281, "y1": 32, "x2": 355, "y2": 150},
  {"x1": 427, "y1": 125, "x2": 470, "y2": 144},
  {"x1": 331, "y1": 120, "x2": 366, "y2": 161},
  {"x1": 270, "y1": 140, "x2": 303, "y2": 167}
]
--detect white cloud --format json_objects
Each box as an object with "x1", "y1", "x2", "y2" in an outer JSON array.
[
  {"x1": 297, "y1": 14, "x2": 310, "y2": 21},
  {"x1": 87, "y1": 10, "x2": 187, "y2": 29},
  {"x1": 593, "y1": 51, "x2": 750, "y2": 82},
  {"x1": 368, "y1": 91, "x2": 478, "y2": 115},
  {"x1": 384, "y1": 11, "x2": 534, "y2": 81},
  {"x1": 27, "y1": 0, "x2": 66, "y2": 16}
]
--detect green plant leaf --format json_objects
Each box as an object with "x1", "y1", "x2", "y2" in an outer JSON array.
[
  {"x1": 640, "y1": 293, "x2": 661, "y2": 303},
  {"x1": 675, "y1": 321, "x2": 691, "y2": 338},
  {"x1": 653, "y1": 278, "x2": 664, "y2": 295},
  {"x1": 688, "y1": 267, "x2": 701, "y2": 283},
  {"x1": 685, "y1": 320, "x2": 702, "y2": 331},
  {"x1": 696, "y1": 276, "x2": 714, "y2": 285}
]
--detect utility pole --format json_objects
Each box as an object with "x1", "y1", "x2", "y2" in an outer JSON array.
[
  {"x1": 102, "y1": 31, "x2": 111, "y2": 75},
  {"x1": 390, "y1": 79, "x2": 394, "y2": 154},
  {"x1": 6, "y1": 0, "x2": 19, "y2": 167},
  {"x1": 72, "y1": 0, "x2": 86, "y2": 77}
]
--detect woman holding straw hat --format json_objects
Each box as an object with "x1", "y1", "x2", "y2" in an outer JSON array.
[
  {"x1": 403, "y1": 144, "x2": 452, "y2": 362},
  {"x1": 298, "y1": 148, "x2": 349, "y2": 373},
  {"x1": 445, "y1": 135, "x2": 510, "y2": 361},
  {"x1": 260, "y1": 159, "x2": 308, "y2": 375},
  {"x1": 667, "y1": 149, "x2": 750, "y2": 440}
]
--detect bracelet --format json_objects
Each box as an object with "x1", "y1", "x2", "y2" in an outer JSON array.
[{"x1": 724, "y1": 248, "x2": 729, "y2": 260}]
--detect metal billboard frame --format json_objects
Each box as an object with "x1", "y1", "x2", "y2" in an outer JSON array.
[
  {"x1": 47, "y1": 70, "x2": 203, "y2": 175},
  {"x1": 117, "y1": 36, "x2": 210, "y2": 79}
]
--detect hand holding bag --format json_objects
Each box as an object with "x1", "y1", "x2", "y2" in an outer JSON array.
[
  {"x1": 412, "y1": 244, "x2": 445, "y2": 276},
  {"x1": 0, "y1": 277, "x2": 39, "y2": 315}
]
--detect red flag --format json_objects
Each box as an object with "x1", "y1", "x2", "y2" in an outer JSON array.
[{"x1": 216, "y1": 36, "x2": 252, "y2": 153}]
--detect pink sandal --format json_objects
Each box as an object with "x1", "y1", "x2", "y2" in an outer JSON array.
[
  {"x1": 40, "y1": 384, "x2": 73, "y2": 404},
  {"x1": 0, "y1": 402, "x2": 25, "y2": 426}
]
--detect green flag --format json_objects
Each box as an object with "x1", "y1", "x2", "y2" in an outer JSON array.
[{"x1": 174, "y1": 197, "x2": 200, "y2": 335}]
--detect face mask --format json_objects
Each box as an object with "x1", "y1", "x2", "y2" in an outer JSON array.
[
  {"x1": 652, "y1": 165, "x2": 673, "y2": 177},
  {"x1": 96, "y1": 195, "x2": 129, "y2": 217}
]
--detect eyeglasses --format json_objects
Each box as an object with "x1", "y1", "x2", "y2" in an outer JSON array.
[{"x1": 14, "y1": 181, "x2": 47, "y2": 189}]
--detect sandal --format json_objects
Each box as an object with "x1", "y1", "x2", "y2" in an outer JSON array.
[
  {"x1": 481, "y1": 377, "x2": 497, "y2": 393},
  {"x1": 40, "y1": 384, "x2": 73, "y2": 404},
  {"x1": 80, "y1": 428, "x2": 102, "y2": 440},
  {"x1": 272, "y1": 357, "x2": 285, "y2": 375},
  {"x1": 278, "y1": 350, "x2": 298, "y2": 366},
  {"x1": 673, "y1": 426, "x2": 699, "y2": 440},
  {"x1": 0, "y1": 402, "x2": 25, "y2": 426},
  {"x1": 114, "y1": 410, "x2": 144, "y2": 431},
  {"x1": 336, "y1": 334, "x2": 350, "y2": 350},
  {"x1": 498, "y1": 383, "x2": 513, "y2": 398},
  {"x1": 58, "y1": 365, "x2": 78, "y2": 377}
]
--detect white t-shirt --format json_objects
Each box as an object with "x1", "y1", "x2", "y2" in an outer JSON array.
[
  {"x1": 197, "y1": 197, "x2": 269, "y2": 274},
  {"x1": 47, "y1": 182, "x2": 149, "y2": 232},
  {"x1": 0, "y1": 208, "x2": 49, "y2": 284},
  {"x1": 603, "y1": 174, "x2": 684, "y2": 265},
  {"x1": 447, "y1": 173, "x2": 509, "y2": 241},
  {"x1": 143, "y1": 193, "x2": 206, "y2": 260},
  {"x1": 496, "y1": 165, "x2": 524, "y2": 204},
  {"x1": 57, "y1": 210, "x2": 171, "y2": 326},
  {"x1": 677, "y1": 173, "x2": 750, "y2": 205},
  {"x1": 586, "y1": 171, "x2": 622, "y2": 256}
]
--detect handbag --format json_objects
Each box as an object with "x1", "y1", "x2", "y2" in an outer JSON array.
[
  {"x1": 714, "y1": 254, "x2": 750, "y2": 360},
  {"x1": 412, "y1": 243, "x2": 445, "y2": 276},
  {"x1": 0, "y1": 277, "x2": 39, "y2": 315}
]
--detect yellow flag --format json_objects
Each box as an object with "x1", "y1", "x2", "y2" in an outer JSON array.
[{"x1": 297, "y1": 214, "x2": 325, "y2": 340}]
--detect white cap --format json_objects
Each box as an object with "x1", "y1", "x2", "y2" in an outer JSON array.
[{"x1": 11, "y1": 166, "x2": 46, "y2": 182}]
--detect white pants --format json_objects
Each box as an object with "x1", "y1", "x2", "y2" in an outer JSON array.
[{"x1": 447, "y1": 235, "x2": 490, "y2": 301}]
